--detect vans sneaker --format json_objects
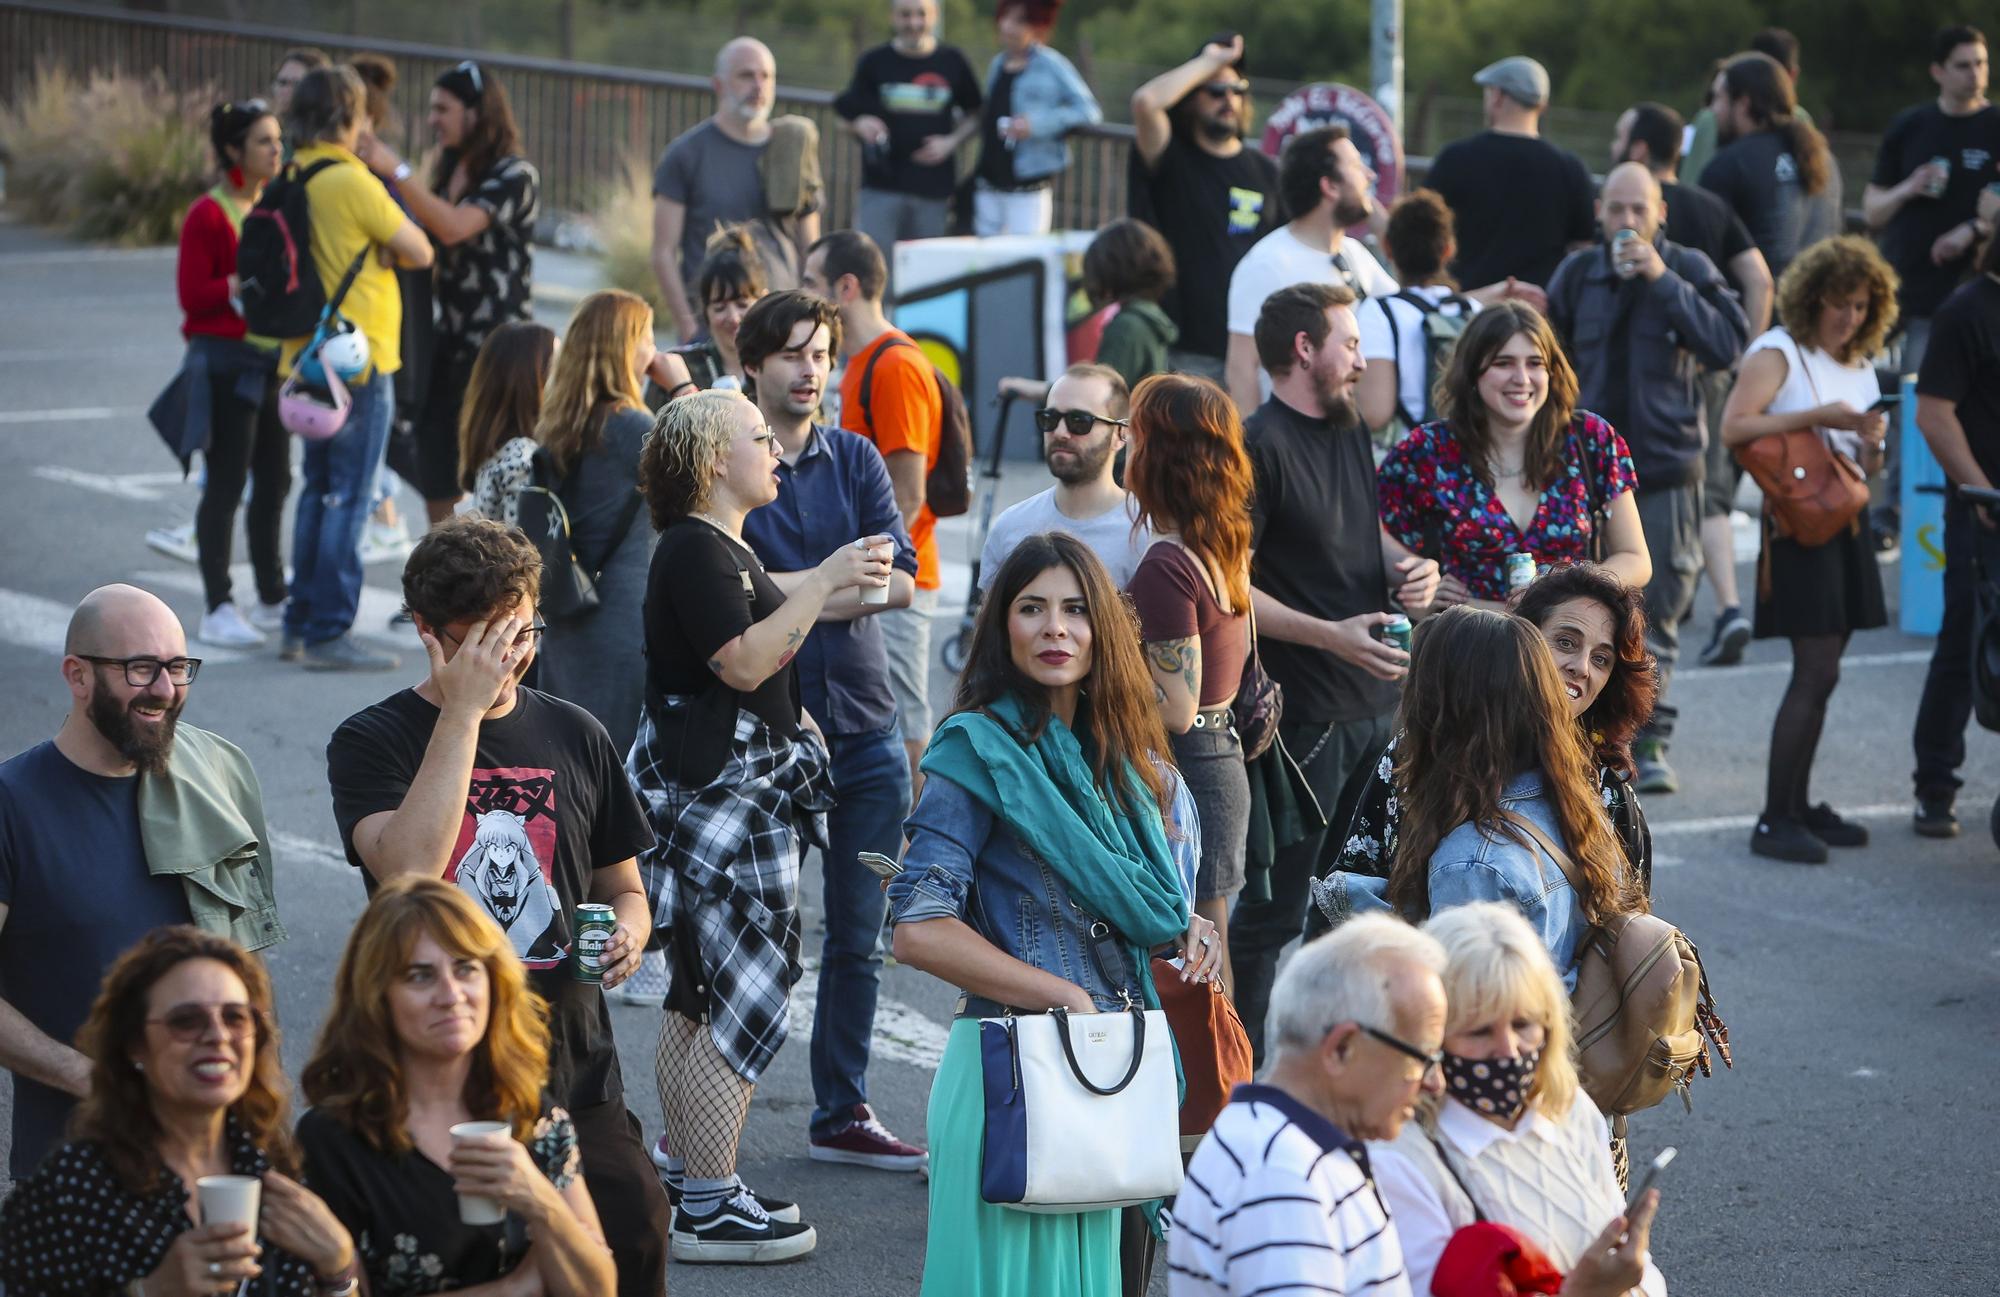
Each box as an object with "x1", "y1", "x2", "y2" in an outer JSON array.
[
  {"x1": 1697, "y1": 607, "x2": 1752, "y2": 667},
  {"x1": 808, "y1": 1103, "x2": 927, "y2": 1171},
  {"x1": 670, "y1": 1192, "x2": 816, "y2": 1264},
  {"x1": 649, "y1": 1138, "x2": 799, "y2": 1222},
  {"x1": 1750, "y1": 815, "x2": 1829, "y2": 864}
]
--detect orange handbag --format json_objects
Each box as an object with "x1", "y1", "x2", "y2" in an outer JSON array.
[
  {"x1": 1151, "y1": 956, "x2": 1255, "y2": 1152},
  {"x1": 1734, "y1": 426, "x2": 1870, "y2": 549}
]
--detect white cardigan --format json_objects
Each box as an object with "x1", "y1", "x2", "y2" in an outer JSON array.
[{"x1": 1368, "y1": 1091, "x2": 1667, "y2": 1297}]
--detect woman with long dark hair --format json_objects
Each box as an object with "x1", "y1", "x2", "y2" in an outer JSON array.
[
  {"x1": 1312, "y1": 605, "x2": 1647, "y2": 977},
  {"x1": 0, "y1": 929, "x2": 357, "y2": 1295},
  {"x1": 1314, "y1": 561, "x2": 1659, "y2": 928},
  {"x1": 672, "y1": 225, "x2": 771, "y2": 395},
  {"x1": 463, "y1": 320, "x2": 560, "y2": 526},
  {"x1": 1379, "y1": 304, "x2": 1652, "y2": 607},
  {"x1": 298, "y1": 877, "x2": 613, "y2": 1295},
  {"x1": 1722, "y1": 236, "x2": 1898, "y2": 862},
  {"x1": 889, "y1": 533, "x2": 1220, "y2": 1296},
  {"x1": 1124, "y1": 374, "x2": 1253, "y2": 994}
]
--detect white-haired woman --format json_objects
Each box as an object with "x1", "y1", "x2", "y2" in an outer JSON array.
[{"x1": 1368, "y1": 902, "x2": 1668, "y2": 1297}]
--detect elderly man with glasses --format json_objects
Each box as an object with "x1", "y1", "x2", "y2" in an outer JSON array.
[
  {"x1": 1169, "y1": 912, "x2": 1447, "y2": 1296},
  {"x1": 0, "y1": 583, "x2": 283, "y2": 1180}
]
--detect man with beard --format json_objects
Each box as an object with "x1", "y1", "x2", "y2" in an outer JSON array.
[
  {"x1": 0, "y1": 584, "x2": 281, "y2": 1177},
  {"x1": 1225, "y1": 125, "x2": 1397, "y2": 411},
  {"x1": 326, "y1": 519, "x2": 670, "y2": 1296},
  {"x1": 1129, "y1": 33, "x2": 1281, "y2": 381},
  {"x1": 730, "y1": 288, "x2": 929, "y2": 1174},
  {"x1": 652, "y1": 38, "x2": 819, "y2": 342},
  {"x1": 977, "y1": 362, "x2": 1151, "y2": 588},
  {"x1": 1234, "y1": 283, "x2": 1440, "y2": 1062}
]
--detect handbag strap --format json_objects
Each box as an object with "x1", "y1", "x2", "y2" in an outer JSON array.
[
  {"x1": 1050, "y1": 1005, "x2": 1150, "y2": 1096},
  {"x1": 1496, "y1": 809, "x2": 1584, "y2": 896},
  {"x1": 1424, "y1": 1126, "x2": 1488, "y2": 1223}
]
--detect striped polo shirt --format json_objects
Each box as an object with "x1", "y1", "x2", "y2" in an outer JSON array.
[{"x1": 1167, "y1": 1084, "x2": 1413, "y2": 1297}]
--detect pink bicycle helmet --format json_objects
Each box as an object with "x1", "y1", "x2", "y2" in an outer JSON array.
[{"x1": 278, "y1": 364, "x2": 351, "y2": 440}]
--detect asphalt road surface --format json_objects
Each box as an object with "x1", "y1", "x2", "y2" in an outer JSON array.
[{"x1": 0, "y1": 216, "x2": 1994, "y2": 1296}]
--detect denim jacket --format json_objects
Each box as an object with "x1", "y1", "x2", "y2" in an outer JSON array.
[
  {"x1": 889, "y1": 770, "x2": 1198, "y2": 1011},
  {"x1": 984, "y1": 45, "x2": 1103, "y2": 183},
  {"x1": 1315, "y1": 771, "x2": 1584, "y2": 989}
]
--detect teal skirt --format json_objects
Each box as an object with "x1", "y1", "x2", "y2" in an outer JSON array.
[{"x1": 921, "y1": 1018, "x2": 1123, "y2": 1297}]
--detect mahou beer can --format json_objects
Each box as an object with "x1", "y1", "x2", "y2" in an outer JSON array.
[
  {"x1": 1505, "y1": 553, "x2": 1538, "y2": 591},
  {"x1": 573, "y1": 904, "x2": 617, "y2": 983}
]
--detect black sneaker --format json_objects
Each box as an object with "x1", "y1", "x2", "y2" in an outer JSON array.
[
  {"x1": 670, "y1": 1192, "x2": 817, "y2": 1264},
  {"x1": 1633, "y1": 740, "x2": 1678, "y2": 794},
  {"x1": 655, "y1": 1159, "x2": 800, "y2": 1223},
  {"x1": 1872, "y1": 523, "x2": 1901, "y2": 565},
  {"x1": 1697, "y1": 607, "x2": 1752, "y2": 667},
  {"x1": 1914, "y1": 794, "x2": 1961, "y2": 839},
  {"x1": 1751, "y1": 815, "x2": 1830, "y2": 864},
  {"x1": 1802, "y1": 802, "x2": 1868, "y2": 847}
]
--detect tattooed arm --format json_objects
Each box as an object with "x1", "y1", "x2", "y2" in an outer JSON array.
[
  {"x1": 1144, "y1": 635, "x2": 1203, "y2": 735},
  {"x1": 704, "y1": 533, "x2": 896, "y2": 690}
]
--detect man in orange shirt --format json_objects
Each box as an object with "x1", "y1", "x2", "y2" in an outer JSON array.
[{"x1": 805, "y1": 231, "x2": 943, "y2": 794}]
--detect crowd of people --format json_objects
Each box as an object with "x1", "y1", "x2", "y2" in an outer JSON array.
[{"x1": 1, "y1": 6, "x2": 1997, "y2": 1296}]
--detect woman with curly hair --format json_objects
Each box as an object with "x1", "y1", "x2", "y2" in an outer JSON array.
[
  {"x1": 0, "y1": 928, "x2": 358, "y2": 1296},
  {"x1": 297, "y1": 876, "x2": 613, "y2": 1295},
  {"x1": 1312, "y1": 561, "x2": 1660, "y2": 936},
  {"x1": 1722, "y1": 235, "x2": 1898, "y2": 863},
  {"x1": 1310, "y1": 605, "x2": 1648, "y2": 979},
  {"x1": 1125, "y1": 373, "x2": 1254, "y2": 992}
]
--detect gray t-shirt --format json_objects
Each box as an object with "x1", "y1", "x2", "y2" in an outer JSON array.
[
  {"x1": 651, "y1": 121, "x2": 797, "y2": 295},
  {"x1": 977, "y1": 487, "x2": 1152, "y2": 591}
]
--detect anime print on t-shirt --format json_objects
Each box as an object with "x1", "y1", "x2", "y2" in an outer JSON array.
[{"x1": 447, "y1": 766, "x2": 569, "y2": 968}]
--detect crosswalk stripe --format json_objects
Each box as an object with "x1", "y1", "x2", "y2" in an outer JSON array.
[
  {"x1": 0, "y1": 586, "x2": 246, "y2": 662},
  {"x1": 135, "y1": 567, "x2": 416, "y2": 654},
  {"x1": 0, "y1": 407, "x2": 146, "y2": 425}
]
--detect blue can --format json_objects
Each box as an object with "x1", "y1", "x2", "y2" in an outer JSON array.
[{"x1": 1505, "y1": 553, "x2": 1538, "y2": 592}]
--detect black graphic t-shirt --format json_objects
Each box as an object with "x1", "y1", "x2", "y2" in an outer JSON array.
[
  {"x1": 327, "y1": 687, "x2": 653, "y2": 1109},
  {"x1": 1129, "y1": 137, "x2": 1281, "y2": 360},
  {"x1": 1870, "y1": 103, "x2": 2000, "y2": 317},
  {"x1": 834, "y1": 43, "x2": 984, "y2": 199},
  {"x1": 432, "y1": 153, "x2": 539, "y2": 361}
]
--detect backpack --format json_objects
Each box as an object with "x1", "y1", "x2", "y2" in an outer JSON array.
[
  {"x1": 514, "y1": 446, "x2": 645, "y2": 625},
  {"x1": 1498, "y1": 811, "x2": 1732, "y2": 1117},
  {"x1": 1378, "y1": 289, "x2": 1475, "y2": 432},
  {"x1": 237, "y1": 157, "x2": 367, "y2": 340},
  {"x1": 857, "y1": 335, "x2": 973, "y2": 518}
]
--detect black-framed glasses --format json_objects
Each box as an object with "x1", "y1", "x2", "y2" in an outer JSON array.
[
  {"x1": 147, "y1": 1001, "x2": 263, "y2": 1042},
  {"x1": 455, "y1": 59, "x2": 484, "y2": 95},
  {"x1": 1360, "y1": 1024, "x2": 1444, "y2": 1079},
  {"x1": 77, "y1": 655, "x2": 201, "y2": 687},
  {"x1": 439, "y1": 618, "x2": 547, "y2": 650},
  {"x1": 1200, "y1": 81, "x2": 1250, "y2": 98},
  {"x1": 1034, "y1": 407, "x2": 1129, "y2": 437}
]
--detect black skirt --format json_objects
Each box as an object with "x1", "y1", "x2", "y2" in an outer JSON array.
[{"x1": 1753, "y1": 516, "x2": 1887, "y2": 639}]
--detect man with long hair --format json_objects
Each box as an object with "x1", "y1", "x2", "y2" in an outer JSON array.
[
  {"x1": 360, "y1": 60, "x2": 539, "y2": 526},
  {"x1": 1698, "y1": 50, "x2": 1836, "y2": 280}
]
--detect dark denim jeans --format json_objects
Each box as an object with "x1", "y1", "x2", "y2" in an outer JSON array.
[
  {"x1": 285, "y1": 371, "x2": 392, "y2": 645},
  {"x1": 809, "y1": 721, "x2": 912, "y2": 1137},
  {"x1": 1913, "y1": 494, "x2": 1991, "y2": 798}
]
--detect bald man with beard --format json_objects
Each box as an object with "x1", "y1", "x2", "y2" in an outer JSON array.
[
  {"x1": 1547, "y1": 162, "x2": 1750, "y2": 794},
  {"x1": 0, "y1": 584, "x2": 280, "y2": 1177}
]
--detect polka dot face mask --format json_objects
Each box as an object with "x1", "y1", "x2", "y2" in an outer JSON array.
[{"x1": 1441, "y1": 1047, "x2": 1542, "y2": 1121}]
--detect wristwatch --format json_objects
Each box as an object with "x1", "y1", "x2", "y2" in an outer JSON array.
[{"x1": 392, "y1": 161, "x2": 413, "y2": 183}]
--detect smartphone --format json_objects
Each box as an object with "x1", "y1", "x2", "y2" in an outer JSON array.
[
  {"x1": 1870, "y1": 393, "x2": 1901, "y2": 413},
  {"x1": 858, "y1": 851, "x2": 904, "y2": 880},
  {"x1": 1625, "y1": 1146, "x2": 1676, "y2": 1211}
]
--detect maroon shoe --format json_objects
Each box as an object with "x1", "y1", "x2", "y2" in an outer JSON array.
[{"x1": 807, "y1": 1104, "x2": 927, "y2": 1172}]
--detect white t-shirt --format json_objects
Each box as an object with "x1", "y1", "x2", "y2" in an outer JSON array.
[
  {"x1": 1358, "y1": 285, "x2": 1482, "y2": 427},
  {"x1": 1745, "y1": 326, "x2": 1881, "y2": 462},
  {"x1": 1225, "y1": 225, "x2": 1399, "y2": 338},
  {"x1": 976, "y1": 487, "x2": 1151, "y2": 591}
]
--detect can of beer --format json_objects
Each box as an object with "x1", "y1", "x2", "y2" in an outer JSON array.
[
  {"x1": 1505, "y1": 553, "x2": 1538, "y2": 592},
  {"x1": 1926, "y1": 155, "x2": 1951, "y2": 198},
  {"x1": 572, "y1": 904, "x2": 618, "y2": 983},
  {"x1": 1381, "y1": 613, "x2": 1413, "y2": 654}
]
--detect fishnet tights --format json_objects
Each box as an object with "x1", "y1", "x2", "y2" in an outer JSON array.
[{"x1": 654, "y1": 1011, "x2": 755, "y2": 1179}]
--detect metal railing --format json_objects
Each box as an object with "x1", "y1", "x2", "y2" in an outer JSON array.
[{"x1": 0, "y1": 0, "x2": 1141, "y2": 234}]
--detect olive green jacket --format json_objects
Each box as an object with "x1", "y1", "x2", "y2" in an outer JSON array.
[{"x1": 136, "y1": 724, "x2": 286, "y2": 952}]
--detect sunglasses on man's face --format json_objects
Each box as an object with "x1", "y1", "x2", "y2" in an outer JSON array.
[
  {"x1": 1200, "y1": 81, "x2": 1250, "y2": 99},
  {"x1": 1034, "y1": 407, "x2": 1129, "y2": 437}
]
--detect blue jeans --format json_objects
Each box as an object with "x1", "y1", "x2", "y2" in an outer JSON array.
[
  {"x1": 285, "y1": 371, "x2": 392, "y2": 644},
  {"x1": 809, "y1": 722, "x2": 911, "y2": 1137}
]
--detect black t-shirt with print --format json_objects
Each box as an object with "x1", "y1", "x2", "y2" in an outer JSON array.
[
  {"x1": 1870, "y1": 104, "x2": 2000, "y2": 317},
  {"x1": 432, "y1": 153, "x2": 539, "y2": 360},
  {"x1": 835, "y1": 43, "x2": 984, "y2": 200},
  {"x1": 1917, "y1": 274, "x2": 2000, "y2": 485},
  {"x1": 1698, "y1": 129, "x2": 1820, "y2": 278},
  {"x1": 1129, "y1": 136, "x2": 1281, "y2": 360},
  {"x1": 298, "y1": 1102, "x2": 579, "y2": 1296},
  {"x1": 327, "y1": 686, "x2": 653, "y2": 1109}
]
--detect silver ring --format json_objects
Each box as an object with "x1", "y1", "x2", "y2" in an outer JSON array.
[
  {"x1": 1199, "y1": 934, "x2": 1214, "y2": 947},
  {"x1": 209, "y1": 1261, "x2": 222, "y2": 1277},
  {"x1": 855, "y1": 538, "x2": 868, "y2": 550}
]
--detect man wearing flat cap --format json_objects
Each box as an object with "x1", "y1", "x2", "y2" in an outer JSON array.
[{"x1": 1422, "y1": 55, "x2": 1597, "y2": 290}]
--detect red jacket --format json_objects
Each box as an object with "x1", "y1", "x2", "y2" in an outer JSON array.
[{"x1": 177, "y1": 193, "x2": 246, "y2": 341}]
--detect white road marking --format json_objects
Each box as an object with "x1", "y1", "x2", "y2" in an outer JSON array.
[
  {"x1": 272, "y1": 830, "x2": 350, "y2": 871},
  {"x1": 1650, "y1": 803, "x2": 1911, "y2": 837},
  {"x1": 34, "y1": 466, "x2": 188, "y2": 501},
  {"x1": 1850, "y1": 1068, "x2": 1879, "y2": 1079},
  {"x1": 788, "y1": 955, "x2": 949, "y2": 1073},
  {"x1": 0, "y1": 586, "x2": 245, "y2": 661},
  {"x1": 1677, "y1": 650, "x2": 1934, "y2": 681},
  {"x1": 0, "y1": 247, "x2": 176, "y2": 265},
  {"x1": 0, "y1": 406, "x2": 145, "y2": 425},
  {"x1": 0, "y1": 344, "x2": 182, "y2": 363},
  {"x1": 136, "y1": 567, "x2": 416, "y2": 651}
]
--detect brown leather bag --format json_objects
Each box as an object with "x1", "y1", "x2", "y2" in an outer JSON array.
[
  {"x1": 1497, "y1": 812, "x2": 1732, "y2": 1117},
  {"x1": 1151, "y1": 956, "x2": 1254, "y2": 1152},
  {"x1": 1734, "y1": 427, "x2": 1870, "y2": 548}
]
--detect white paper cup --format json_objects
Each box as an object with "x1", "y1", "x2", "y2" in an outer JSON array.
[
  {"x1": 196, "y1": 1174, "x2": 261, "y2": 1230},
  {"x1": 858, "y1": 540, "x2": 892, "y2": 604},
  {"x1": 449, "y1": 1120, "x2": 512, "y2": 1225}
]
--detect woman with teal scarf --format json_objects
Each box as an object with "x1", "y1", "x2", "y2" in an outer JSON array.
[{"x1": 888, "y1": 532, "x2": 1222, "y2": 1297}]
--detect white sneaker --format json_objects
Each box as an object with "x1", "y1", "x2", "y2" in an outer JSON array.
[
  {"x1": 358, "y1": 517, "x2": 414, "y2": 565},
  {"x1": 145, "y1": 522, "x2": 200, "y2": 564},
  {"x1": 615, "y1": 949, "x2": 669, "y2": 1006},
  {"x1": 247, "y1": 600, "x2": 287, "y2": 632},
  {"x1": 198, "y1": 601, "x2": 267, "y2": 648}
]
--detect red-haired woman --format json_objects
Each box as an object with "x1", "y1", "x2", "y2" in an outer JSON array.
[
  {"x1": 1124, "y1": 373, "x2": 1255, "y2": 995},
  {"x1": 0, "y1": 928, "x2": 357, "y2": 1296},
  {"x1": 971, "y1": 0, "x2": 1101, "y2": 235},
  {"x1": 298, "y1": 876, "x2": 613, "y2": 1295}
]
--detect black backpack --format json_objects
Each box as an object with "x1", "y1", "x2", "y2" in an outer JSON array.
[
  {"x1": 857, "y1": 335, "x2": 973, "y2": 518},
  {"x1": 514, "y1": 447, "x2": 646, "y2": 624},
  {"x1": 1378, "y1": 289, "x2": 1476, "y2": 432},
  {"x1": 237, "y1": 158, "x2": 366, "y2": 340}
]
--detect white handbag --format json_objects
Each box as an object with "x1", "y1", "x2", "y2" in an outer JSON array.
[{"x1": 978, "y1": 1005, "x2": 1185, "y2": 1213}]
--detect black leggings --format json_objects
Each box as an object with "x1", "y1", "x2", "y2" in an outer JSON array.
[
  {"x1": 196, "y1": 372, "x2": 291, "y2": 613},
  {"x1": 1763, "y1": 632, "x2": 1849, "y2": 821}
]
